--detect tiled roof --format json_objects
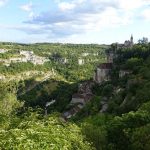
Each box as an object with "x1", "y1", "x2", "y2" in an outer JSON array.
[
  {"x1": 72, "y1": 93, "x2": 93, "y2": 100},
  {"x1": 98, "y1": 63, "x2": 112, "y2": 69},
  {"x1": 72, "y1": 93, "x2": 85, "y2": 99}
]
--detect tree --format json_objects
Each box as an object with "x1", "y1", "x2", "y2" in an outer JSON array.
[
  {"x1": 0, "y1": 113, "x2": 94, "y2": 150},
  {"x1": 0, "y1": 93, "x2": 23, "y2": 116},
  {"x1": 138, "y1": 37, "x2": 148, "y2": 44}
]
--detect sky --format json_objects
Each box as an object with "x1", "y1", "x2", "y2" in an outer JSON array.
[{"x1": 0, "y1": 0, "x2": 150, "y2": 44}]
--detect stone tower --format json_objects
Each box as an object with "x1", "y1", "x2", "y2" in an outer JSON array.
[{"x1": 130, "y1": 34, "x2": 133, "y2": 45}]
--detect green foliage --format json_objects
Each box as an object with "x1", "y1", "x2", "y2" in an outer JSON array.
[
  {"x1": 0, "y1": 93, "x2": 22, "y2": 116},
  {"x1": 0, "y1": 81, "x2": 23, "y2": 116},
  {"x1": 82, "y1": 123, "x2": 107, "y2": 150},
  {"x1": 0, "y1": 42, "x2": 106, "y2": 82},
  {"x1": 0, "y1": 112, "x2": 94, "y2": 150},
  {"x1": 81, "y1": 114, "x2": 112, "y2": 150},
  {"x1": 18, "y1": 80, "x2": 78, "y2": 112},
  {"x1": 106, "y1": 109, "x2": 150, "y2": 150},
  {"x1": 80, "y1": 103, "x2": 150, "y2": 150},
  {"x1": 130, "y1": 124, "x2": 150, "y2": 150},
  {"x1": 124, "y1": 57, "x2": 143, "y2": 70},
  {"x1": 72, "y1": 96, "x2": 102, "y2": 121},
  {"x1": 1, "y1": 42, "x2": 150, "y2": 150},
  {"x1": 101, "y1": 84, "x2": 113, "y2": 97},
  {"x1": 78, "y1": 43, "x2": 150, "y2": 150}
]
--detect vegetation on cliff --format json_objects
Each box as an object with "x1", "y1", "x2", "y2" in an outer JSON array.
[{"x1": 1, "y1": 42, "x2": 150, "y2": 149}]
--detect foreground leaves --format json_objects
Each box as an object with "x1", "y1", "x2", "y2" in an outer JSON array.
[{"x1": 0, "y1": 113, "x2": 94, "y2": 150}]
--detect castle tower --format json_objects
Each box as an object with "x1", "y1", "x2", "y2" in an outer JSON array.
[{"x1": 130, "y1": 34, "x2": 133, "y2": 45}]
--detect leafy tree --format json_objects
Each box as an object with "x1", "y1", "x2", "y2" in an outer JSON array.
[{"x1": 0, "y1": 112, "x2": 94, "y2": 150}]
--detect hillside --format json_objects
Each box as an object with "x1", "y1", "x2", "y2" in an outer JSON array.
[
  {"x1": 0, "y1": 43, "x2": 107, "y2": 83},
  {"x1": 73, "y1": 42, "x2": 150, "y2": 150},
  {"x1": 1, "y1": 41, "x2": 150, "y2": 149},
  {"x1": 0, "y1": 43, "x2": 107, "y2": 109}
]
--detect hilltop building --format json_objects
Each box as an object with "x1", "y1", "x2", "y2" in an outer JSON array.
[
  {"x1": 93, "y1": 48, "x2": 114, "y2": 83},
  {"x1": 70, "y1": 81, "x2": 93, "y2": 105},
  {"x1": 124, "y1": 35, "x2": 134, "y2": 48},
  {"x1": 62, "y1": 35, "x2": 134, "y2": 119},
  {"x1": 93, "y1": 35, "x2": 134, "y2": 84}
]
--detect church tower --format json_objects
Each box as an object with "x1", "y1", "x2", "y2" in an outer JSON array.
[{"x1": 130, "y1": 34, "x2": 133, "y2": 45}]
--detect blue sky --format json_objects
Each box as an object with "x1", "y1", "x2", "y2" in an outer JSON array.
[{"x1": 0, "y1": 0, "x2": 150, "y2": 44}]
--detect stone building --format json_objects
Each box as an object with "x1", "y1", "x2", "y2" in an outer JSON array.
[
  {"x1": 70, "y1": 93, "x2": 93, "y2": 105},
  {"x1": 62, "y1": 81, "x2": 94, "y2": 120},
  {"x1": 93, "y1": 35, "x2": 134, "y2": 84},
  {"x1": 93, "y1": 63, "x2": 112, "y2": 83},
  {"x1": 71, "y1": 94, "x2": 86, "y2": 105},
  {"x1": 93, "y1": 46, "x2": 114, "y2": 84},
  {"x1": 123, "y1": 35, "x2": 134, "y2": 48}
]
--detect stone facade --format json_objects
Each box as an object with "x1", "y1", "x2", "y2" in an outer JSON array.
[
  {"x1": 93, "y1": 63, "x2": 112, "y2": 83},
  {"x1": 70, "y1": 81, "x2": 93, "y2": 105},
  {"x1": 71, "y1": 94, "x2": 86, "y2": 105}
]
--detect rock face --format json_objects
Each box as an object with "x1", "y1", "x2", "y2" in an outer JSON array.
[
  {"x1": 20, "y1": 50, "x2": 49, "y2": 65},
  {"x1": 0, "y1": 50, "x2": 49, "y2": 66},
  {"x1": 100, "y1": 102, "x2": 108, "y2": 113}
]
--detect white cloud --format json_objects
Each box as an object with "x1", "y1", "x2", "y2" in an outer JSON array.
[
  {"x1": 0, "y1": 0, "x2": 7, "y2": 7},
  {"x1": 118, "y1": 0, "x2": 144, "y2": 10},
  {"x1": 18, "y1": 0, "x2": 150, "y2": 39},
  {"x1": 141, "y1": 9, "x2": 150, "y2": 21},
  {"x1": 20, "y1": 2, "x2": 33, "y2": 12},
  {"x1": 58, "y1": 0, "x2": 87, "y2": 11},
  {"x1": 58, "y1": 2, "x2": 76, "y2": 11}
]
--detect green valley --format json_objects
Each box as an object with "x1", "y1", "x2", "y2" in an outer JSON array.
[{"x1": 0, "y1": 39, "x2": 150, "y2": 150}]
